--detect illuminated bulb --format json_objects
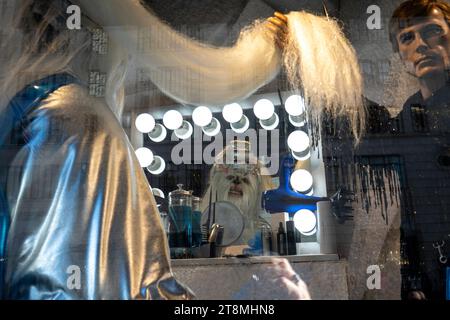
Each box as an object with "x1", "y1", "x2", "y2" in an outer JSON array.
[
  {"x1": 222, "y1": 103, "x2": 243, "y2": 123},
  {"x1": 293, "y1": 209, "x2": 317, "y2": 236},
  {"x1": 135, "y1": 113, "x2": 155, "y2": 133},
  {"x1": 135, "y1": 147, "x2": 154, "y2": 168},
  {"x1": 260, "y1": 113, "x2": 279, "y2": 131},
  {"x1": 147, "y1": 156, "x2": 166, "y2": 175},
  {"x1": 148, "y1": 124, "x2": 167, "y2": 143},
  {"x1": 202, "y1": 117, "x2": 221, "y2": 137},
  {"x1": 192, "y1": 106, "x2": 213, "y2": 127},
  {"x1": 289, "y1": 115, "x2": 306, "y2": 127},
  {"x1": 152, "y1": 188, "x2": 165, "y2": 199},
  {"x1": 287, "y1": 131, "x2": 311, "y2": 161},
  {"x1": 231, "y1": 114, "x2": 250, "y2": 133},
  {"x1": 285, "y1": 95, "x2": 306, "y2": 127},
  {"x1": 163, "y1": 110, "x2": 183, "y2": 130},
  {"x1": 290, "y1": 169, "x2": 314, "y2": 194},
  {"x1": 285, "y1": 95, "x2": 306, "y2": 116},
  {"x1": 253, "y1": 99, "x2": 274, "y2": 120},
  {"x1": 175, "y1": 120, "x2": 193, "y2": 140}
]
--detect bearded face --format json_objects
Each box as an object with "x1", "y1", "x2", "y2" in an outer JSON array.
[{"x1": 202, "y1": 165, "x2": 262, "y2": 221}]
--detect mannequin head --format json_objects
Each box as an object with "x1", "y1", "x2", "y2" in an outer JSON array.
[{"x1": 389, "y1": 0, "x2": 450, "y2": 97}]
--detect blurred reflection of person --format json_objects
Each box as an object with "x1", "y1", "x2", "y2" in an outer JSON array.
[{"x1": 388, "y1": 0, "x2": 450, "y2": 300}]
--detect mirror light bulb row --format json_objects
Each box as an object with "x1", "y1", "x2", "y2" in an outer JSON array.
[{"x1": 137, "y1": 94, "x2": 307, "y2": 139}]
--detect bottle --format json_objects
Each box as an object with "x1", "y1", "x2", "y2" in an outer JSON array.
[
  {"x1": 286, "y1": 220, "x2": 297, "y2": 255},
  {"x1": 277, "y1": 222, "x2": 287, "y2": 256},
  {"x1": 261, "y1": 224, "x2": 273, "y2": 256}
]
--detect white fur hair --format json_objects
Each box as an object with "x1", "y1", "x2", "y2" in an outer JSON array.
[
  {"x1": 200, "y1": 141, "x2": 269, "y2": 223},
  {"x1": 1, "y1": 0, "x2": 365, "y2": 139},
  {"x1": 0, "y1": 1, "x2": 91, "y2": 113},
  {"x1": 202, "y1": 164, "x2": 262, "y2": 221},
  {"x1": 283, "y1": 11, "x2": 366, "y2": 141}
]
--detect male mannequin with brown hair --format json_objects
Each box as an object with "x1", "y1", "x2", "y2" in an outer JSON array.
[{"x1": 388, "y1": 0, "x2": 450, "y2": 300}]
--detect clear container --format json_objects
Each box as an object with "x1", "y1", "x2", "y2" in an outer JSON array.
[{"x1": 168, "y1": 184, "x2": 193, "y2": 251}]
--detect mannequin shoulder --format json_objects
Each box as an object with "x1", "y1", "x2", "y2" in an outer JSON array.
[
  {"x1": 40, "y1": 83, "x2": 113, "y2": 118},
  {"x1": 28, "y1": 83, "x2": 125, "y2": 144}
]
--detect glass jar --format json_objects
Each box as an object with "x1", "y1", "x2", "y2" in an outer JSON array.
[{"x1": 168, "y1": 184, "x2": 193, "y2": 251}]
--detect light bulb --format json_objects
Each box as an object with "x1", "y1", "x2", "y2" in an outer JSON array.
[
  {"x1": 135, "y1": 147, "x2": 154, "y2": 168},
  {"x1": 222, "y1": 103, "x2": 243, "y2": 123},
  {"x1": 148, "y1": 124, "x2": 167, "y2": 143},
  {"x1": 289, "y1": 114, "x2": 306, "y2": 127},
  {"x1": 285, "y1": 95, "x2": 306, "y2": 116},
  {"x1": 202, "y1": 117, "x2": 221, "y2": 137},
  {"x1": 290, "y1": 169, "x2": 314, "y2": 194},
  {"x1": 152, "y1": 188, "x2": 165, "y2": 199},
  {"x1": 293, "y1": 209, "x2": 317, "y2": 236},
  {"x1": 175, "y1": 120, "x2": 193, "y2": 140},
  {"x1": 253, "y1": 99, "x2": 274, "y2": 120},
  {"x1": 135, "y1": 113, "x2": 155, "y2": 133},
  {"x1": 147, "y1": 156, "x2": 166, "y2": 175},
  {"x1": 192, "y1": 106, "x2": 212, "y2": 127},
  {"x1": 163, "y1": 110, "x2": 183, "y2": 130},
  {"x1": 260, "y1": 113, "x2": 279, "y2": 131},
  {"x1": 287, "y1": 131, "x2": 310, "y2": 160},
  {"x1": 231, "y1": 114, "x2": 249, "y2": 133}
]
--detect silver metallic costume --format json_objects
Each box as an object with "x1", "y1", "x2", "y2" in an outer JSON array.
[{"x1": 0, "y1": 74, "x2": 194, "y2": 299}]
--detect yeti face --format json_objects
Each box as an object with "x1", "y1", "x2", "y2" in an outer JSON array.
[
  {"x1": 226, "y1": 173, "x2": 251, "y2": 198},
  {"x1": 209, "y1": 165, "x2": 261, "y2": 218}
]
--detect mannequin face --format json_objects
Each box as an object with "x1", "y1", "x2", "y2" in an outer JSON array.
[{"x1": 396, "y1": 9, "x2": 450, "y2": 79}]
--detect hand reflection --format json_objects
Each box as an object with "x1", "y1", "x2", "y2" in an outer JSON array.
[
  {"x1": 261, "y1": 257, "x2": 311, "y2": 300},
  {"x1": 234, "y1": 257, "x2": 311, "y2": 300}
]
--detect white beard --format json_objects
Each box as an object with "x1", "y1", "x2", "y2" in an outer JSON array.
[
  {"x1": 201, "y1": 167, "x2": 262, "y2": 222},
  {"x1": 201, "y1": 167, "x2": 263, "y2": 245}
]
